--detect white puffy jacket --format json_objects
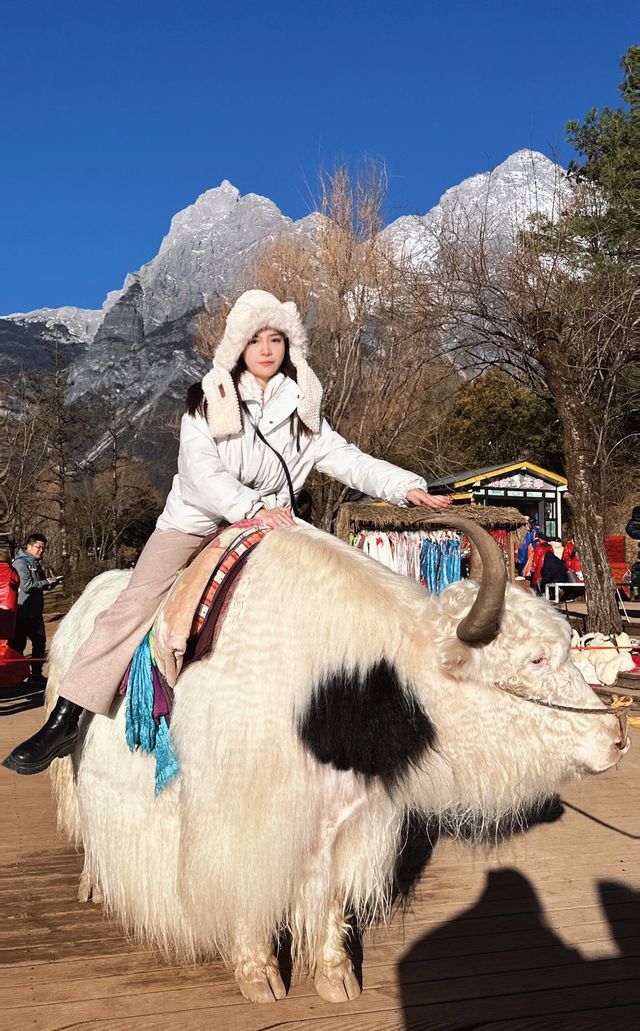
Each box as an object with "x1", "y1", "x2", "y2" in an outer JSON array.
[{"x1": 157, "y1": 373, "x2": 427, "y2": 535}]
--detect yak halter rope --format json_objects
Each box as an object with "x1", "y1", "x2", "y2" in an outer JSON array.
[{"x1": 494, "y1": 681, "x2": 635, "y2": 743}]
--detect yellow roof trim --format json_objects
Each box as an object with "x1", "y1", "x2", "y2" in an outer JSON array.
[{"x1": 455, "y1": 462, "x2": 567, "y2": 489}]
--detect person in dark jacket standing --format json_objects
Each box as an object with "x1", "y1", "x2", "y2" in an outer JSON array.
[
  {"x1": 538, "y1": 547, "x2": 568, "y2": 598},
  {"x1": 10, "y1": 534, "x2": 62, "y2": 683}
]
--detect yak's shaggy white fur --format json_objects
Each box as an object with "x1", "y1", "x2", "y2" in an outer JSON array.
[{"x1": 48, "y1": 524, "x2": 623, "y2": 994}]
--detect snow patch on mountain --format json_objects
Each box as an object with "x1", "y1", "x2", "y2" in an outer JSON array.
[
  {"x1": 383, "y1": 149, "x2": 569, "y2": 265},
  {"x1": 3, "y1": 306, "x2": 102, "y2": 344}
]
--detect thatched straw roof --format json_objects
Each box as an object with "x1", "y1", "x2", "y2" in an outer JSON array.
[{"x1": 335, "y1": 502, "x2": 528, "y2": 541}]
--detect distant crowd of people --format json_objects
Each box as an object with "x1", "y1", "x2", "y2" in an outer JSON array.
[
  {"x1": 516, "y1": 516, "x2": 584, "y2": 598},
  {"x1": 517, "y1": 510, "x2": 640, "y2": 601},
  {"x1": 0, "y1": 533, "x2": 145, "y2": 690},
  {"x1": 0, "y1": 533, "x2": 63, "y2": 686}
]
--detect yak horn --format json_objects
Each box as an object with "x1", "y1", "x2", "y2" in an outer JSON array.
[{"x1": 419, "y1": 514, "x2": 507, "y2": 644}]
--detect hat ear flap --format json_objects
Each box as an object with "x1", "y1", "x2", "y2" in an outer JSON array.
[
  {"x1": 202, "y1": 368, "x2": 242, "y2": 437},
  {"x1": 294, "y1": 357, "x2": 323, "y2": 434}
]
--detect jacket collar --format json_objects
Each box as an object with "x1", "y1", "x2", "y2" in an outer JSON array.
[
  {"x1": 238, "y1": 371, "x2": 286, "y2": 404},
  {"x1": 238, "y1": 372, "x2": 302, "y2": 426},
  {"x1": 15, "y1": 549, "x2": 37, "y2": 565}
]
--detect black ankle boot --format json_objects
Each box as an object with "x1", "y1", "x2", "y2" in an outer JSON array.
[{"x1": 2, "y1": 698, "x2": 83, "y2": 775}]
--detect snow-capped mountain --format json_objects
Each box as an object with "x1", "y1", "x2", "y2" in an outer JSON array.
[
  {"x1": 5, "y1": 306, "x2": 103, "y2": 343},
  {"x1": 60, "y1": 181, "x2": 314, "y2": 478},
  {"x1": 0, "y1": 180, "x2": 314, "y2": 383},
  {"x1": 0, "y1": 306, "x2": 102, "y2": 380},
  {"x1": 382, "y1": 149, "x2": 569, "y2": 264},
  {"x1": 101, "y1": 180, "x2": 296, "y2": 330},
  {"x1": 1, "y1": 150, "x2": 567, "y2": 488}
]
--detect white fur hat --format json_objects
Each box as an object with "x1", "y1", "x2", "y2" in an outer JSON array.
[{"x1": 202, "y1": 289, "x2": 323, "y2": 437}]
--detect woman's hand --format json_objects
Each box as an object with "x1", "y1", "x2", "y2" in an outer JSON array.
[
  {"x1": 405, "y1": 488, "x2": 452, "y2": 510},
  {"x1": 255, "y1": 506, "x2": 296, "y2": 528}
]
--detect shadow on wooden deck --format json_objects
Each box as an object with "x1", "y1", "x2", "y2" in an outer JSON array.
[
  {"x1": 0, "y1": 680, "x2": 46, "y2": 717},
  {"x1": 398, "y1": 869, "x2": 640, "y2": 1030}
]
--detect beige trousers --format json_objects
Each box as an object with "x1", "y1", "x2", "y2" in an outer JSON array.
[{"x1": 61, "y1": 528, "x2": 205, "y2": 715}]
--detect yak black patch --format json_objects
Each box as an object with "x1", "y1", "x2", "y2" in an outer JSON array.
[{"x1": 297, "y1": 659, "x2": 436, "y2": 790}]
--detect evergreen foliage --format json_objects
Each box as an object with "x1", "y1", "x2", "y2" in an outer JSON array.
[
  {"x1": 564, "y1": 45, "x2": 639, "y2": 264},
  {"x1": 445, "y1": 372, "x2": 564, "y2": 473}
]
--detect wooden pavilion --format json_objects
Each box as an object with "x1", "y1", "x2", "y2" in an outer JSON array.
[{"x1": 427, "y1": 461, "x2": 568, "y2": 539}]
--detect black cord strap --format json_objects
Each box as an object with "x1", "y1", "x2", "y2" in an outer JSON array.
[{"x1": 242, "y1": 402, "x2": 300, "y2": 518}]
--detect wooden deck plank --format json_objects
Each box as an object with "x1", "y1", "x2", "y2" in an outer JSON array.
[
  {"x1": 4, "y1": 946, "x2": 640, "y2": 1011},
  {"x1": 1, "y1": 697, "x2": 638, "y2": 1031}
]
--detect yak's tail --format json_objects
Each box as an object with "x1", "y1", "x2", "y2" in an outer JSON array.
[
  {"x1": 46, "y1": 570, "x2": 131, "y2": 847},
  {"x1": 46, "y1": 662, "x2": 83, "y2": 846}
]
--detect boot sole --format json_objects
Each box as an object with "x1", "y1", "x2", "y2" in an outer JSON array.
[{"x1": 1, "y1": 739, "x2": 77, "y2": 776}]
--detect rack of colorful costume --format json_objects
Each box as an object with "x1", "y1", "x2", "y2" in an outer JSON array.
[
  {"x1": 336, "y1": 502, "x2": 529, "y2": 591},
  {"x1": 348, "y1": 527, "x2": 469, "y2": 593}
]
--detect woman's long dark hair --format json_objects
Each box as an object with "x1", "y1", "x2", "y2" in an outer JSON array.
[{"x1": 186, "y1": 335, "x2": 313, "y2": 448}]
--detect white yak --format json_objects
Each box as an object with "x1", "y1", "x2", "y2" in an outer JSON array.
[{"x1": 48, "y1": 518, "x2": 629, "y2": 1003}]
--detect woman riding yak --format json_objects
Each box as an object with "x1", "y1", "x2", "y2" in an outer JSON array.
[{"x1": 3, "y1": 289, "x2": 450, "y2": 776}]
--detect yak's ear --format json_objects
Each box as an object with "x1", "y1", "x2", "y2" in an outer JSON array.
[{"x1": 437, "y1": 638, "x2": 473, "y2": 680}]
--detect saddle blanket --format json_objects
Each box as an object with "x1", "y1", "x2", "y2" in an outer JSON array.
[
  {"x1": 154, "y1": 520, "x2": 271, "y2": 689},
  {"x1": 119, "y1": 520, "x2": 271, "y2": 794}
]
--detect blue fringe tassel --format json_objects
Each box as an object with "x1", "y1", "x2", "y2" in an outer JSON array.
[
  {"x1": 152, "y1": 716, "x2": 181, "y2": 795},
  {"x1": 124, "y1": 632, "x2": 181, "y2": 795}
]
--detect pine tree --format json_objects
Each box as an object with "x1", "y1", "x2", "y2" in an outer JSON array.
[{"x1": 564, "y1": 46, "x2": 639, "y2": 265}]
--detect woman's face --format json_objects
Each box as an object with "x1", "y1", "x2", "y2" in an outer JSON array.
[{"x1": 243, "y1": 328, "x2": 286, "y2": 386}]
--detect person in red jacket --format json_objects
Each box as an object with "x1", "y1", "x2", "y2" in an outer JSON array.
[
  {"x1": 0, "y1": 547, "x2": 31, "y2": 687},
  {"x1": 562, "y1": 538, "x2": 584, "y2": 580},
  {"x1": 0, "y1": 547, "x2": 19, "y2": 641}
]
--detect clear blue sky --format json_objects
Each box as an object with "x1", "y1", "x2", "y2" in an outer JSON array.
[{"x1": 0, "y1": 0, "x2": 635, "y2": 313}]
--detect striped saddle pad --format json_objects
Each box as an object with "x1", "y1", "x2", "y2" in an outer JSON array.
[
  {"x1": 152, "y1": 520, "x2": 271, "y2": 691},
  {"x1": 187, "y1": 522, "x2": 269, "y2": 657},
  {"x1": 120, "y1": 521, "x2": 271, "y2": 794}
]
